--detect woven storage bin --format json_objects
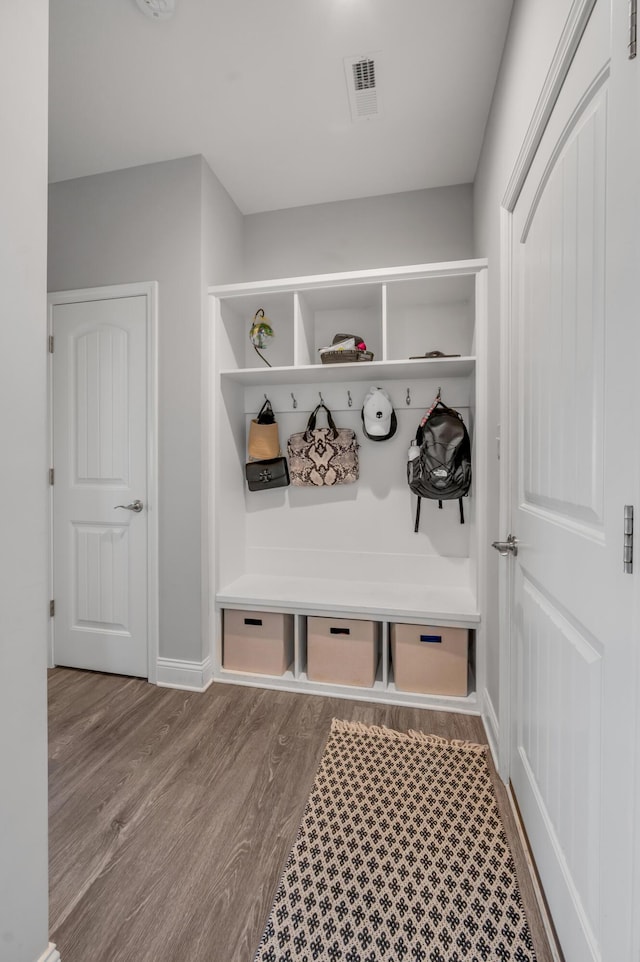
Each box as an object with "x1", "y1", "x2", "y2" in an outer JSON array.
[
  {"x1": 319, "y1": 332, "x2": 374, "y2": 364},
  {"x1": 307, "y1": 616, "x2": 379, "y2": 687},
  {"x1": 391, "y1": 623, "x2": 469, "y2": 696},
  {"x1": 223, "y1": 609, "x2": 294, "y2": 676}
]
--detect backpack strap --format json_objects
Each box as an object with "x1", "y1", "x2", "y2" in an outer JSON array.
[{"x1": 417, "y1": 496, "x2": 465, "y2": 527}]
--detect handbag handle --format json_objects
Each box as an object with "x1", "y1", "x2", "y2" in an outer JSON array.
[{"x1": 304, "y1": 403, "x2": 338, "y2": 439}]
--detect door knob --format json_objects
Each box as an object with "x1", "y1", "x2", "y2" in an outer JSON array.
[
  {"x1": 491, "y1": 533, "x2": 518, "y2": 557},
  {"x1": 114, "y1": 500, "x2": 144, "y2": 513}
]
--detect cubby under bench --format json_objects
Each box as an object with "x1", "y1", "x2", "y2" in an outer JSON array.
[{"x1": 215, "y1": 575, "x2": 480, "y2": 713}]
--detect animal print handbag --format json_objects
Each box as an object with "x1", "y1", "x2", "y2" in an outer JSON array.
[{"x1": 287, "y1": 403, "x2": 359, "y2": 486}]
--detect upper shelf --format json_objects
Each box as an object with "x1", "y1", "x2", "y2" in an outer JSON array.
[
  {"x1": 220, "y1": 356, "x2": 476, "y2": 386},
  {"x1": 212, "y1": 260, "x2": 487, "y2": 377},
  {"x1": 209, "y1": 258, "x2": 489, "y2": 299}
]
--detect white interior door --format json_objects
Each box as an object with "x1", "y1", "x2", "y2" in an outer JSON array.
[
  {"x1": 51, "y1": 291, "x2": 150, "y2": 678},
  {"x1": 506, "y1": 3, "x2": 638, "y2": 960}
]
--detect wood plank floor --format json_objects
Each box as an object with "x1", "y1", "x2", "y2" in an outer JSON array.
[{"x1": 49, "y1": 668, "x2": 556, "y2": 962}]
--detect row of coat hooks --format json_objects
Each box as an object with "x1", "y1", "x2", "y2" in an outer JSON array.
[{"x1": 260, "y1": 386, "x2": 460, "y2": 413}]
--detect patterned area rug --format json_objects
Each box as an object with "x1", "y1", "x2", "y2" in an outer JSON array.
[{"x1": 255, "y1": 720, "x2": 536, "y2": 962}]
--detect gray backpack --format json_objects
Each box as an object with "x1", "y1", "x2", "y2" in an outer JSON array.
[{"x1": 407, "y1": 400, "x2": 471, "y2": 531}]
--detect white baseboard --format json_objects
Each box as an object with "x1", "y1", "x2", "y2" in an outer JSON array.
[
  {"x1": 38, "y1": 945, "x2": 61, "y2": 962},
  {"x1": 156, "y1": 656, "x2": 213, "y2": 692},
  {"x1": 481, "y1": 687, "x2": 500, "y2": 772}
]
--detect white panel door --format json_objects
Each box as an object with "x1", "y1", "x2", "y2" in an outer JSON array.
[
  {"x1": 52, "y1": 294, "x2": 148, "y2": 677},
  {"x1": 508, "y1": 3, "x2": 638, "y2": 960}
]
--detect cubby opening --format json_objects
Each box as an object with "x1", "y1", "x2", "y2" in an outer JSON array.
[
  {"x1": 384, "y1": 274, "x2": 476, "y2": 361},
  {"x1": 297, "y1": 284, "x2": 383, "y2": 365},
  {"x1": 217, "y1": 291, "x2": 296, "y2": 370}
]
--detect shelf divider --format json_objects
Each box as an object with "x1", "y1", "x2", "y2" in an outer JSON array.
[
  {"x1": 381, "y1": 283, "x2": 389, "y2": 361},
  {"x1": 294, "y1": 292, "x2": 315, "y2": 367}
]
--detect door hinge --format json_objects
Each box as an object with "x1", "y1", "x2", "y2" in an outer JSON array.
[
  {"x1": 48, "y1": 334, "x2": 54, "y2": 354},
  {"x1": 624, "y1": 505, "x2": 634, "y2": 573},
  {"x1": 49, "y1": 599, "x2": 55, "y2": 617},
  {"x1": 630, "y1": 0, "x2": 637, "y2": 59},
  {"x1": 49, "y1": 467, "x2": 54, "y2": 485}
]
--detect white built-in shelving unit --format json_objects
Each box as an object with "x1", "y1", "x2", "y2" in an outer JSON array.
[{"x1": 208, "y1": 260, "x2": 488, "y2": 712}]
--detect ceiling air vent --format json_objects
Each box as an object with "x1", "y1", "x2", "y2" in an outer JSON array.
[
  {"x1": 135, "y1": 0, "x2": 175, "y2": 20},
  {"x1": 344, "y1": 54, "x2": 381, "y2": 122}
]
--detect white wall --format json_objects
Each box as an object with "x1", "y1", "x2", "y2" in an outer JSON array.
[
  {"x1": 473, "y1": 0, "x2": 575, "y2": 726},
  {"x1": 0, "y1": 2, "x2": 51, "y2": 961},
  {"x1": 48, "y1": 156, "x2": 243, "y2": 666},
  {"x1": 201, "y1": 158, "x2": 245, "y2": 287},
  {"x1": 243, "y1": 185, "x2": 474, "y2": 280}
]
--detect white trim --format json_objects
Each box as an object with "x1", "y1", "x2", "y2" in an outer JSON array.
[
  {"x1": 634, "y1": 482, "x2": 640, "y2": 959},
  {"x1": 505, "y1": 785, "x2": 565, "y2": 962},
  {"x1": 481, "y1": 687, "x2": 500, "y2": 772},
  {"x1": 634, "y1": 462, "x2": 640, "y2": 962},
  {"x1": 207, "y1": 294, "x2": 218, "y2": 678},
  {"x1": 474, "y1": 268, "x2": 489, "y2": 718},
  {"x1": 146, "y1": 282, "x2": 160, "y2": 684},
  {"x1": 201, "y1": 271, "x2": 213, "y2": 681},
  {"x1": 48, "y1": 303, "x2": 55, "y2": 669},
  {"x1": 214, "y1": 670, "x2": 481, "y2": 715},
  {"x1": 47, "y1": 282, "x2": 159, "y2": 683},
  {"x1": 37, "y1": 944, "x2": 61, "y2": 962},
  {"x1": 497, "y1": 206, "x2": 513, "y2": 783},
  {"x1": 512, "y1": 753, "x2": 598, "y2": 961},
  {"x1": 502, "y1": 0, "x2": 598, "y2": 212},
  {"x1": 156, "y1": 656, "x2": 213, "y2": 692}
]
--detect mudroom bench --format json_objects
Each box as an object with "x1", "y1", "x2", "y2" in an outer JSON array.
[{"x1": 208, "y1": 259, "x2": 488, "y2": 714}]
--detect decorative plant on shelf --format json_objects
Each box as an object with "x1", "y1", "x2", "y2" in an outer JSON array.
[{"x1": 249, "y1": 308, "x2": 274, "y2": 366}]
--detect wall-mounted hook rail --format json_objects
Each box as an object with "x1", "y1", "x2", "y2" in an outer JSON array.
[
  {"x1": 395, "y1": 401, "x2": 470, "y2": 414},
  {"x1": 290, "y1": 392, "x2": 297, "y2": 409}
]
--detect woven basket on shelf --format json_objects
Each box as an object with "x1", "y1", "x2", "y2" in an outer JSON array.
[
  {"x1": 320, "y1": 349, "x2": 374, "y2": 364},
  {"x1": 319, "y1": 333, "x2": 374, "y2": 364}
]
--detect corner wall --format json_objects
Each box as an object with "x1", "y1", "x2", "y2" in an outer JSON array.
[
  {"x1": 0, "y1": 2, "x2": 52, "y2": 960},
  {"x1": 48, "y1": 156, "x2": 243, "y2": 669}
]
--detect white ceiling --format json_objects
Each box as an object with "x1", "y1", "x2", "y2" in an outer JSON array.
[{"x1": 48, "y1": 0, "x2": 513, "y2": 215}]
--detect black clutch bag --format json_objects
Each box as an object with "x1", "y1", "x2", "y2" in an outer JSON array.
[{"x1": 245, "y1": 457, "x2": 290, "y2": 491}]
